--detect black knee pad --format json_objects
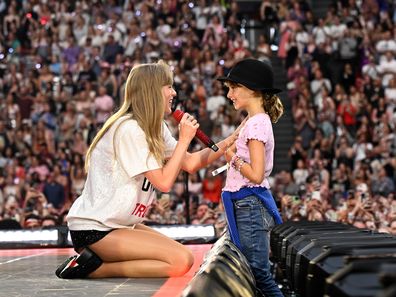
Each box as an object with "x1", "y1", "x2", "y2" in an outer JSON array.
[{"x1": 55, "y1": 247, "x2": 103, "y2": 279}]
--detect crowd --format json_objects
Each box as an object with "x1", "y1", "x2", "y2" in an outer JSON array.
[
  {"x1": 270, "y1": 0, "x2": 396, "y2": 235},
  {"x1": 0, "y1": 0, "x2": 395, "y2": 236}
]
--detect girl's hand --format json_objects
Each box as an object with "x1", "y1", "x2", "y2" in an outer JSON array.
[{"x1": 178, "y1": 113, "x2": 199, "y2": 145}]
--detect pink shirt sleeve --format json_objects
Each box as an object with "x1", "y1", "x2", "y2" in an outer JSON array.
[{"x1": 241, "y1": 113, "x2": 271, "y2": 144}]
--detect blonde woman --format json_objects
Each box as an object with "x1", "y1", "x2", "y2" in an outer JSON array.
[{"x1": 56, "y1": 60, "x2": 237, "y2": 279}]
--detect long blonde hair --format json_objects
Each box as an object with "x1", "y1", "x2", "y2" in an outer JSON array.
[{"x1": 85, "y1": 60, "x2": 173, "y2": 171}]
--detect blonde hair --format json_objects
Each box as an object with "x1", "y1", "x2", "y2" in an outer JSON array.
[
  {"x1": 85, "y1": 60, "x2": 173, "y2": 171},
  {"x1": 261, "y1": 93, "x2": 284, "y2": 123}
]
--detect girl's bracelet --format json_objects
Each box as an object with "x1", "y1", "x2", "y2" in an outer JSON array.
[
  {"x1": 230, "y1": 154, "x2": 239, "y2": 169},
  {"x1": 231, "y1": 155, "x2": 245, "y2": 172},
  {"x1": 236, "y1": 158, "x2": 245, "y2": 172}
]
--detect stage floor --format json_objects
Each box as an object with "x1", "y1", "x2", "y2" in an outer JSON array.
[{"x1": 0, "y1": 244, "x2": 211, "y2": 297}]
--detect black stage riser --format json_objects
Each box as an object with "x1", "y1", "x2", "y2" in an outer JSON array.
[{"x1": 269, "y1": 221, "x2": 396, "y2": 297}]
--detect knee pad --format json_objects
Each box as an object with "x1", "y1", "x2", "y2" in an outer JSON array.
[{"x1": 55, "y1": 247, "x2": 103, "y2": 279}]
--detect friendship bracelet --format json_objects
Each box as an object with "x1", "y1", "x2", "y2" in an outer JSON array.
[
  {"x1": 231, "y1": 155, "x2": 245, "y2": 172},
  {"x1": 236, "y1": 158, "x2": 245, "y2": 172},
  {"x1": 230, "y1": 154, "x2": 239, "y2": 169}
]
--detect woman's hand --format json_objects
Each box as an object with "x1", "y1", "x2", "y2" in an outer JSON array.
[{"x1": 178, "y1": 113, "x2": 199, "y2": 145}]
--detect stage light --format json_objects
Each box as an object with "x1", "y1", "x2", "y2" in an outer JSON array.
[
  {"x1": 0, "y1": 229, "x2": 60, "y2": 247},
  {"x1": 153, "y1": 224, "x2": 216, "y2": 241}
]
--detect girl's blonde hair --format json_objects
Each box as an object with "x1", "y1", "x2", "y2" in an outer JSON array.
[
  {"x1": 261, "y1": 92, "x2": 284, "y2": 123},
  {"x1": 85, "y1": 60, "x2": 173, "y2": 171}
]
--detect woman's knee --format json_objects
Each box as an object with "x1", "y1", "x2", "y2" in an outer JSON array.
[{"x1": 168, "y1": 247, "x2": 194, "y2": 277}]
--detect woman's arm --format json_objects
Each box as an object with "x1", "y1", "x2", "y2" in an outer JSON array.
[
  {"x1": 144, "y1": 114, "x2": 198, "y2": 193},
  {"x1": 181, "y1": 136, "x2": 233, "y2": 174},
  {"x1": 181, "y1": 118, "x2": 247, "y2": 173}
]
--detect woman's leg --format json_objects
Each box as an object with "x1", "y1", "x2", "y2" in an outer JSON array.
[
  {"x1": 134, "y1": 223, "x2": 173, "y2": 237},
  {"x1": 87, "y1": 225, "x2": 194, "y2": 278}
]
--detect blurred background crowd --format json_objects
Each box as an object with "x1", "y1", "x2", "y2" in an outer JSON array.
[{"x1": 0, "y1": 0, "x2": 395, "y2": 236}]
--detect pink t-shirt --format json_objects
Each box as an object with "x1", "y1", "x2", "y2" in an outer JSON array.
[{"x1": 223, "y1": 113, "x2": 274, "y2": 192}]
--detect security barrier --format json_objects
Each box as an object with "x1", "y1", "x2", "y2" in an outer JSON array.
[{"x1": 181, "y1": 234, "x2": 257, "y2": 297}]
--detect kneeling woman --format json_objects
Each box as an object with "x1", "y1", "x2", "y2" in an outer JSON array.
[{"x1": 56, "y1": 60, "x2": 237, "y2": 279}]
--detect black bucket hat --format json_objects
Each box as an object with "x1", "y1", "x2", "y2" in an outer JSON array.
[{"x1": 217, "y1": 58, "x2": 282, "y2": 94}]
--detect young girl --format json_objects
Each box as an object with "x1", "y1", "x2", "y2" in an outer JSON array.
[
  {"x1": 56, "y1": 60, "x2": 238, "y2": 279},
  {"x1": 218, "y1": 58, "x2": 284, "y2": 297}
]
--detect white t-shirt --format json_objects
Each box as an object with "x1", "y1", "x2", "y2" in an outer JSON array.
[{"x1": 67, "y1": 116, "x2": 177, "y2": 231}]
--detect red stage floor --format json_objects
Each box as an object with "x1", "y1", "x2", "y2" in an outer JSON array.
[{"x1": 0, "y1": 244, "x2": 212, "y2": 297}]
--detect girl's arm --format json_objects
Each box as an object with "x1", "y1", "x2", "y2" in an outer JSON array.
[
  {"x1": 238, "y1": 140, "x2": 266, "y2": 184},
  {"x1": 225, "y1": 139, "x2": 266, "y2": 185}
]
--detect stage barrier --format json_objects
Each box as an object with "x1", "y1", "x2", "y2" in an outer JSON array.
[{"x1": 181, "y1": 234, "x2": 256, "y2": 297}]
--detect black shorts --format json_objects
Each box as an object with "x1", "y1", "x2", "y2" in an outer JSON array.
[{"x1": 70, "y1": 230, "x2": 113, "y2": 252}]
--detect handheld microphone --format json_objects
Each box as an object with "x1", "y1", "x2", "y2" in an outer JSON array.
[{"x1": 172, "y1": 110, "x2": 219, "y2": 152}]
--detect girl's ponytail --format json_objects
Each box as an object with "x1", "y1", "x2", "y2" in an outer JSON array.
[{"x1": 262, "y1": 93, "x2": 284, "y2": 123}]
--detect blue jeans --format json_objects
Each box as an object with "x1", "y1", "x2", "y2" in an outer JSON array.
[{"x1": 233, "y1": 195, "x2": 284, "y2": 297}]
